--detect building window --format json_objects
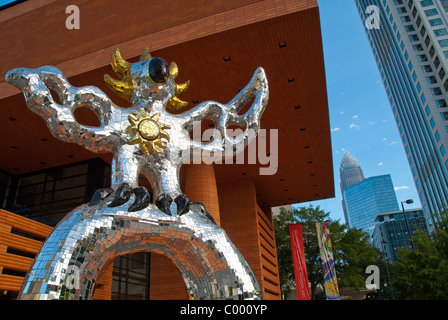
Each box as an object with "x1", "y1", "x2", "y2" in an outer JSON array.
[
  {"x1": 397, "y1": 7, "x2": 407, "y2": 14},
  {"x1": 5, "y1": 159, "x2": 110, "y2": 226},
  {"x1": 413, "y1": 44, "x2": 424, "y2": 51},
  {"x1": 430, "y1": 117, "x2": 436, "y2": 128},
  {"x1": 112, "y1": 252, "x2": 150, "y2": 300},
  {"x1": 405, "y1": 24, "x2": 415, "y2": 32},
  {"x1": 401, "y1": 15, "x2": 411, "y2": 23},
  {"x1": 435, "y1": 56, "x2": 441, "y2": 68},
  {"x1": 420, "y1": 0, "x2": 434, "y2": 7},
  {"x1": 429, "y1": 45, "x2": 436, "y2": 57},
  {"x1": 441, "y1": 144, "x2": 446, "y2": 156},
  {"x1": 429, "y1": 18, "x2": 443, "y2": 26},
  {"x1": 409, "y1": 34, "x2": 419, "y2": 42},
  {"x1": 0, "y1": 171, "x2": 12, "y2": 209},
  {"x1": 418, "y1": 54, "x2": 429, "y2": 62},
  {"x1": 420, "y1": 24, "x2": 427, "y2": 38},
  {"x1": 436, "y1": 99, "x2": 448, "y2": 108},
  {"x1": 439, "y1": 67, "x2": 446, "y2": 80},
  {"x1": 442, "y1": 111, "x2": 448, "y2": 120},
  {"x1": 439, "y1": 39, "x2": 448, "y2": 47},
  {"x1": 424, "y1": 9, "x2": 438, "y2": 17},
  {"x1": 422, "y1": 64, "x2": 433, "y2": 73},
  {"x1": 431, "y1": 87, "x2": 442, "y2": 96},
  {"x1": 427, "y1": 75, "x2": 437, "y2": 84},
  {"x1": 434, "y1": 28, "x2": 448, "y2": 37}
]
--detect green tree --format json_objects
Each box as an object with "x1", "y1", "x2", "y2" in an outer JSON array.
[
  {"x1": 391, "y1": 220, "x2": 448, "y2": 299},
  {"x1": 273, "y1": 205, "x2": 379, "y2": 299}
]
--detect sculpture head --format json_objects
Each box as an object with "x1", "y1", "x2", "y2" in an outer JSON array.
[{"x1": 104, "y1": 48, "x2": 190, "y2": 110}]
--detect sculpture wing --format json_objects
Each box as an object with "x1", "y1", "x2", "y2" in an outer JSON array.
[
  {"x1": 5, "y1": 66, "x2": 121, "y2": 153},
  {"x1": 180, "y1": 67, "x2": 269, "y2": 159}
]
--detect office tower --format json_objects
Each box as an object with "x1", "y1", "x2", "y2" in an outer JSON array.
[
  {"x1": 354, "y1": 0, "x2": 448, "y2": 232},
  {"x1": 340, "y1": 152, "x2": 366, "y2": 224},
  {"x1": 344, "y1": 174, "x2": 400, "y2": 234},
  {"x1": 372, "y1": 208, "x2": 428, "y2": 262},
  {"x1": 340, "y1": 152, "x2": 366, "y2": 190}
]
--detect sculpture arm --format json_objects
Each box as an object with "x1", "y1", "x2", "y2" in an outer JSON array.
[
  {"x1": 5, "y1": 66, "x2": 119, "y2": 153},
  {"x1": 225, "y1": 67, "x2": 269, "y2": 146},
  {"x1": 180, "y1": 67, "x2": 269, "y2": 156}
]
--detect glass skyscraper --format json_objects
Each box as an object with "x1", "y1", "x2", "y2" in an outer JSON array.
[
  {"x1": 340, "y1": 152, "x2": 366, "y2": 224},
  {"x1": 344, "y1": 174, "x2": 400, "y2": 234},
  {"x1": 354, "y1": 0, "x2": 448, "y2": 232},
  {"x1": 372, "y1": 208, "x2": 428, "y2": 262}
]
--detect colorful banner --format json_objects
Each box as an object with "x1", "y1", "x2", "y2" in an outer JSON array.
[
  {"x1": 316, "y1": 221, "x2": 340, "y2": 300},
  {"x1": 289, "y1": 224, "x2": 311, "y2": 300}
]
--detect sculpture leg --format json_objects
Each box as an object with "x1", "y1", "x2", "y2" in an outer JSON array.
[
  {"x1": 89, "y1": 145, "x2": 153, "y2": 211},
  {"x1": 140, "y1": 159, "x2": 190, "y2": 216}
]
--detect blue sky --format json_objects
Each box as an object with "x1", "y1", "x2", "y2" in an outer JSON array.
[
  {"x1": 0, "y1": 0, "x2": 17, "y2": 7},
  {"x1": 293, "y1": 0, "x2": 422, "y2": 222}
]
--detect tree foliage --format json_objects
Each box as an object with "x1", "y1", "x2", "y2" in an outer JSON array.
[
  {"x1": 273, "y1": 205, "x2": 379, "y2": 299},
  {"x1": 391, "y1": 220, "x2": 448, "y2": 300}
]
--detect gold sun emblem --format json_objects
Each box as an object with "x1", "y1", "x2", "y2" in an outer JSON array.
[{"x1": 125, "y1": 110, "x2": 170, "y2": 155}]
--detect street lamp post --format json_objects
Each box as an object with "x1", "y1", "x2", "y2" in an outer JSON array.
[
  {"x1": 381, "y1": 240, "x2": 395, "y2": 300},
  {"x1": 401, "y1": 199, "x2": 415, "y2": 250}
]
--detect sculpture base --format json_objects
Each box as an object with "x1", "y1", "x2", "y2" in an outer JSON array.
[{"x1": 19, "y1": 200, "x2": 262, "y2": 300}]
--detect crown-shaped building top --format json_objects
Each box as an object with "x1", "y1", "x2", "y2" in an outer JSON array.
[{"x1": 339, "y1": 152, "x2": 365, "y2": 191}]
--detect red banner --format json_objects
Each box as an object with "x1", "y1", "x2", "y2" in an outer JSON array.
[{"x1": 289, "y1": 224, "x2": 311, "y2": 300}]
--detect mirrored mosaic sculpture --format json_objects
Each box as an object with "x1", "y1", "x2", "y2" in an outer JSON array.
[{"x1": 5, "y1": 48, "x2": 269, "y2": 300}]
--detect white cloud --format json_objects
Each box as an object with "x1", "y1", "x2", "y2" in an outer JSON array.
[
  {"x1": 349, "y1": 123, "x2": 361, "y2": 130},
  {"x1": 382, "y1": 138, "x2": 398, "y2": 146},
  {"x1": 352, "y1": 115, "x2": 359, "y2": 119},
  {"x1": 331, "y1": 128, "x2": 341, "y2": 132},
  {"x1": 340, "y1": 111, "x2": 345, "y2": 115},
  {"x1": 395, "y1": 186, "x2": 410, "y2": 191},
  {"x1": 377, "y1": 162, "x2": 383, "y2": 166}
]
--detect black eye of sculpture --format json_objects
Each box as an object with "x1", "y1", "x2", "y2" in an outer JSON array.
[{"x1": 148, "y1": 57, "x2": 170, "y2": 85}]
